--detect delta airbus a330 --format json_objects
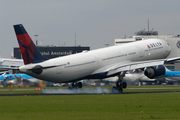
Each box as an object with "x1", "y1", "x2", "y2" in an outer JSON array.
[{"x1": 14, "y1": 24, "x2": 179, "y2": 93}]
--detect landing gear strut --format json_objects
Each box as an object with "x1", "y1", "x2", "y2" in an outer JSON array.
[
  {"x1": 112, "y1": 72, "x2": 127, "y2": 93},
  {"x1": 68, "y1": 82, "x2": 83, "y2": 90}
]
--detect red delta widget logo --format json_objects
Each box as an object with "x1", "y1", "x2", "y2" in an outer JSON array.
[{"x1": 147, "y1": 42, "x2": 162, "y2": 49}]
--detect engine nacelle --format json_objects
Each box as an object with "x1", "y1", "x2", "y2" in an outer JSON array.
[
  {"x1": 144, "y1": 65, "x2": 166, "y2": 79},
  {"x1": 32, "y1": 65, "x2": 43, "y2": 74}
]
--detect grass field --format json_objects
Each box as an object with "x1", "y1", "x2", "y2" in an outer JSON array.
[{"x1": 0, "y1": 86, "x2": 180, "y2": 120}]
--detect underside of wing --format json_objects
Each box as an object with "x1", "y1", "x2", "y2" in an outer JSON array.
[
  {"x1": 107, "y1": 59, "x2": 165, "y2": 76},
  {"x1": 94, "y1": 56, "x2": 180, "y2": 78}
]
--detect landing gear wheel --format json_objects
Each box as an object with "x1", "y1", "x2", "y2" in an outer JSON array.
[
  {"x1": 122, "y1": 82, "x2": 127, "y2": 89},
  {"x1": 117, "y1": 87, "x2": 123, "y2": 93},
  {"x1": 71, "y1": 82, "x2": 78, "y2": 89},
  {"x1": 112, "y1": 86, "x2": 117, "y2": 93},
  {"x1": 116, "y1": 81, "x2": 121, "y2": 88},
  {"x1": 77, "y1": 82, "x2": 82, "y2": 89},
  {"x1": 72, "y1": 82, "x2": 76, "y2": 88},
  {"x1": 68, "y1": 82, "x2": 83, "y2": 91}
]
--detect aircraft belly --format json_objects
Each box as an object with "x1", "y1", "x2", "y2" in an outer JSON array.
[
  {"x1": 34, "y1": 65, "x2": 96, "y2": 83},
  {"x1": 60, "y1": 66, "x2": 96, "y2": 82}
]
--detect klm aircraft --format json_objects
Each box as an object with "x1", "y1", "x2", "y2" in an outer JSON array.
[
  {"x1": 0, "y1": 73, "x2": 37, "y2": 87},
  {"x1": 164, "y1": 71, "x2": 180, "y2": 82}
]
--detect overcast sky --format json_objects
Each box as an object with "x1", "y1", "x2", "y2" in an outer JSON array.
[{"x1": 0, "y1": 0, "x2": 180, "y2": 58}]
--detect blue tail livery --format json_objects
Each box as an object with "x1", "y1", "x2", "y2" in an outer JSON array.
[{"x1": 13, "y1": 24, "x2": 48, "y2": 65}]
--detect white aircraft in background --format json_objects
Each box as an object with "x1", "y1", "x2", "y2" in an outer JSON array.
[
  {"x1": 13, "y1": 24, "x2": 180, "y2": 93},
  {"x1": 121, "y1": 70, "x2": 173, "y2": 85},
  {"x1": 0, "y1": 57, "x2": 23, "y2": 68}
]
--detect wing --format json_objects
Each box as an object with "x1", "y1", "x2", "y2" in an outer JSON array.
[
  {"x1": 0, "y1": 59, "x2": 23, "y2": 70},
  {"x1": 2, "y1": 60, "x2": 23, "y2": 67},
  {"x1": 106, "y1": 59, "x2": 165, "y2": 76},
  {"x1": 93, "y1": 57, "x2": 180, "y2": 77}
]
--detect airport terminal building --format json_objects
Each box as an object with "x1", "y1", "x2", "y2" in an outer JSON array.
[{"x1": 14, "y1": 45, "x2": 90, "y2": 59}]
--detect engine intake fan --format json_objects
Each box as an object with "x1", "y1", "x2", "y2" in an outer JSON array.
[{"x1": 144, "y1": 65, "x2": 166, "y2": 79}]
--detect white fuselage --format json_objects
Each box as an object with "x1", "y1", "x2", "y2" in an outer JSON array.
[{"x1": 19, "y1": 39, "x2": 171, "y2": 83}]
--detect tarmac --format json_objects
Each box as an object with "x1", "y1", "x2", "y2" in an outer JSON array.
[
  {"x1": 0, "y1": 87, "x2": 180, "y2": 96},
  {"x1": 0, "y1": 91, "x2": 180, "y2": 96}
]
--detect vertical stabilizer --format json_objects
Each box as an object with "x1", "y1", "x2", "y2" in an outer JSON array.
[{"x1": 13, "y1": 24, "x2": 48, "y2": 65}]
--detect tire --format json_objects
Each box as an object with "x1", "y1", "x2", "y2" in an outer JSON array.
[
  {"x1": 116, "y1": 81, "x2": 121, "y2": 88},
  {"x1": 112, "y1": 86, "x2": 117, "y2": 93},
  {"x1": 117, "y1": 87, "x2": 123, "y2": 93},
  {"x1": 77, "y1": 82, "x2": 82, "y2": 89},
  {"x1": 122, "y1": 82, "x2": 127, "y2": 89}
]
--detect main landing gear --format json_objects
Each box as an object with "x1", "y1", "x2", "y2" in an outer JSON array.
[
  {"x1": 68, "y1": 82, "x2": 82, "y2": 90},
  {"x1": 112, "y1": 72, "x2": 127, "y2": 93}
]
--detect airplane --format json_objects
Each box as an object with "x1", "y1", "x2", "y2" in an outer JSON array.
[
  {"x1": 122, "y1": 67, "x2": 180, "y2": 85},
  {"x1": 164, "y1": 71, "x2": 180, "y2": 82},
  {"x1": 0, "y1": 73, "x2": 38, "y2": 87},
  {"x1": 0, "y1": 57, "x2": 23, "y2": 68},
  {"x1": 122, "y1": 71, "x2": 174, "y2": 85},
  {"x1": 113, "y1": 68, "x2": 180, "y2": 85},
  {"x1": 13, "y1": 24, "x2": 180, "y2": 93},
  {"x1": 137, "y1": 68, "x2": 180, "y2": 85}
]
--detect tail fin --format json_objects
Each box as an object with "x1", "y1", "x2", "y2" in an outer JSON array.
[{"x1": 13, "y1": 24, "x2": 48, "y2": 65}]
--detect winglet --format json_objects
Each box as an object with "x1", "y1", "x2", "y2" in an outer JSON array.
[{"x1": 13, "y1": 24, "x2": 48, "y2": 65}]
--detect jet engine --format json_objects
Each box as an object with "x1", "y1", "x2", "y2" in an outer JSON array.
[{"x1": 144, "y1": 65, "x2": 166, "y2": 79}]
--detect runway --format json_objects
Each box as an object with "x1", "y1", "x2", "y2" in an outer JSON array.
[
  {"x1": 0, "y1": 86, "x2": 180, "y2": 96},
  {"x1": 0, "y1": 91, "x2": 180, "y2": 96}
]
